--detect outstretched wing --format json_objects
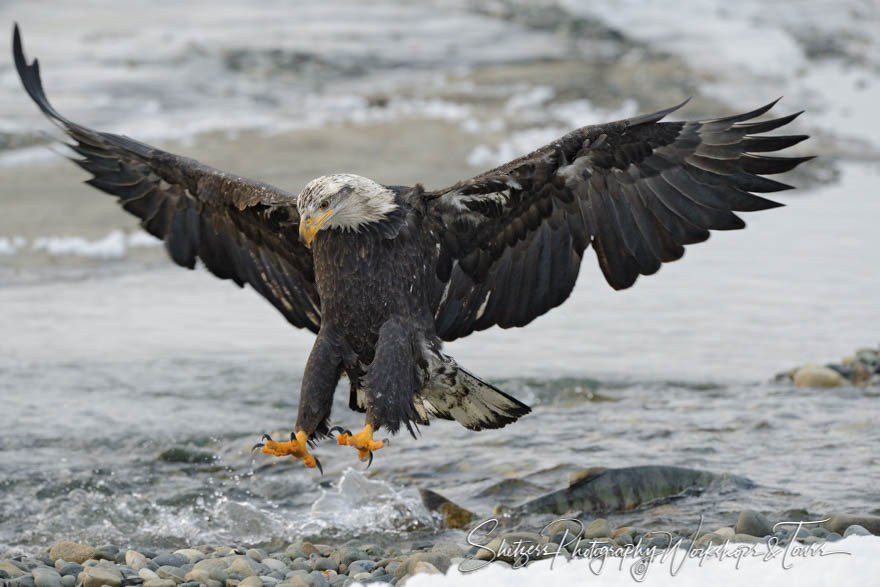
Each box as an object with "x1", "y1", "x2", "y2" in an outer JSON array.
[
  {"x1": 13, "y1": 25, "x2": 321, "y2": 333},
  {"x1": 425, "y1": 98, "x2": 812, "y2": 341}
]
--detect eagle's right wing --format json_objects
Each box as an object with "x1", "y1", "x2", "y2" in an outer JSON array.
[{"x1": 14, "y1": 25, "x2": 321, "y2": 333}]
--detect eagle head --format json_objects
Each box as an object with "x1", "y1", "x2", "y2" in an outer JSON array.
[{"x1": 296, "y1": 173, "x2": 398, "y2": 247}]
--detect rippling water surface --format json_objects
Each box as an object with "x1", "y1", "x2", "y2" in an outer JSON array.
[{"x1": 1, "y1": 0, "x2": 879, "y2": 555}]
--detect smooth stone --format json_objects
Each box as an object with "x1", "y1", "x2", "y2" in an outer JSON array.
[
  {"x1": 193, "y1": 559, "x2": 230, "y2": 573},
  {"x1": 0, "y1": 562, "x2": 27, "y2": 578},
  {"x1": 139, "y1": 569, "x2": 160, "y2": 581},
  {"x1": 300, "y1": 544, "x2": 320, "y2": 558},
  {"x1": 210, "y1": 568, "x2": 229, "y2": 582},
  {"x1": 792, "y1": 364, "x2": 844, "y2": 387},
  {"x1": 411, "y1": 561, "x2": 441, "y2": 576},
  {"x1": 82, "y1": 566, "x2": 122, "y2": 587},
  {"x1": 328, "y1": 549, "x2": 365, "y2": 568},
  {"x1": 49, "y1": 543, "x2": 97, "y2": 566},
  {"x1": 172, "y1": 551, "x2": 205, "y2": 565},
  {"x1": 280, "y1": 579, "x2": 309, "y2": 587},
  {"x1": 583, "y1": 519, "x2": 612, "y2": 540},
  {"x1": 184, "y1": 569, "x2": 212, "y2": 583},
  {"x1": 821, "y1": 513, "x2": 880, "y2": 535},
  {"x1": 826, "y1": 532, "x2": 843, "y2": 541},
  {"x1": 616, "y1": 533, "x2": 633, "y2": 546},
  {"x1": 244, "y1": 551, "x2": 264, "y2": 564},
  {"x1": 11, "y1": 577, "x2": 36, "y2": 587},
  {"x1": 714, "y1": 527, "x2": 736, "y2": 540},
  {"x1": 143, "y1": 581, "x2": 177, "y2": 587},
  {"x1": 348, "y1": 560, "x2": 376, "y2": 573},
  {"x1": 544, "y1": 520, "x2": 583, "y2": 538},
  {"x1": 153, "y1": 555, "x2": 188, "y2": 569},
  {"x1": 52, "y1": 561, "x2": 67, "y2": 572},
  {"x1": 261, "y1": 559, "x2": 286, "y2": 572},
  {"x1": 308, "y1": 570, "x2": 330, "y2": 587},
  {"x1": 32, "y1": 568, "x2": 62, "y2": 587},
  {"x1": 238, "y1": 577, "x2": 262, "y2": 587},
  {"x1": 735, "y1": 510, "x2": 773, "y2": 537},
  {"x1": 156, "y1": 566, "x2": 186, "y2": 584},
  {"x1": 227, "y1": 559, "x2": 262, "y2": 578},
  {"x1": 259, "y1": 575, "x2": 279, "y2": 585},
  {"x1": 812, "y1": 527, "x2": 830, "y2": 538},
  {"x1": 429, "y1": 544, "x2": 463, "y2": 560},
  {"x1": 60, "y1": 576, "x2": 75, "y2": 587},
  {"x1": 844, "y1": 524, "x2": 872, "y2": 537},
  {"x1": 312, "y1": 558, "x2": 337, "y2": 573},
  {"x1": 394, "y1": 553, "x2": 450, "y2": 577},
  {"x1": 126, "y1": 552, "x2": 149, "y2": 572}
]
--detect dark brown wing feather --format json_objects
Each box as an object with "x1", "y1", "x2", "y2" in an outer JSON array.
[
  {"x1": 425, "y1": 98, "x2": 812, "y2": 341},
  {"x1": 13, "y1": 25, "x2": 321, "y2": 333}
]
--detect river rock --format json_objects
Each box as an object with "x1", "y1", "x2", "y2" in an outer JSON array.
[
  {"x1": 152, "y1": 554, "x2": 188, "y2": 569},
  {"x1": 228, "y1": 558, "x2": 264, "y2": 578},
  {"x1": 156, "y1": 566, "x2": 185, "y2": 583},
  {"x1": 142, "y1": 581, "x2": 176, "y2": 587},
  {"x1": 792, "y1": 365, "x2": 844, "y2": 388},
  {"x1": 821, "y1": 513, "x2": 880, "y2": 535},
  {"x1": 125, "y1": 551, "x2": 148, "y2": 572},
  {"x1": 0, "y1": 562, "x2": 26, "y2": 578},
  {"x1": 31, "y1": 568, "x2": 62, "y2": 587},
  {"x1": 172, "y1": 550, "x2": 205, "y2": 564},
  {"x1": 57, "y1": 563, "x2": 82, "y2": 578},
  {"x1": 237, "y1": 577, "x2": 262, "y2": 587},
  {"x1": 735, "y1": 510, "x2": 773, "y2": 537},
  {"x1": 583, "y1": 519, "x2": 611, "y2": 539},
  {"x1": 844, "y1": 525, "x2": 872, "y2": 537},
  {"x1": 82, "y1": 566, "x2": 122, "y2": 587},
  {"x1": 193, "y1": 559, "x2": 230, "y2": 574},
  {"x1": 544, "y1": 519, "x2": 583, "y2": 538},
  {"x1": 49, "y1": 543, "x2": 97, "y2": 565},
  {"x1": 139, "y1": 569, "x2": 159, "y2": 581}
]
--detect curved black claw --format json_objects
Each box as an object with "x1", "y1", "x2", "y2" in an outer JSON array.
[
  {"x1": 251, "y1": 442, "x2": 264, "y2": 452},
  {"x1": 328, "y1": 425, "x2": 352, "y2": 438},
  {"x1": 366, "y1": 450, "x2": 374, "y2": 469},
  {"x1": 313, "y1": 455, "x2": 324, "y2": 476},
  {"x1": 262, "y1": 433, "x2": 273, "y2": 442}
]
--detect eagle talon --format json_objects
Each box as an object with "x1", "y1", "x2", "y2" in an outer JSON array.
[
  {"x1": 255, "y1": 430, "x2": 321, "y2": 472},
  {"x1": 337, "y1": 424, "x2": 385, "y2": 464}
]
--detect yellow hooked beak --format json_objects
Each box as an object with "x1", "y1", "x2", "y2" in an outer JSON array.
[{"x1": 299, "y1": 208, "x2": 333, "y2": 248}]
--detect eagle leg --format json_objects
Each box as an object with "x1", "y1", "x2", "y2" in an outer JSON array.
[
  {"x1": 254, "y1": 430, "x2": 323, "y2": 474},
  {"x1": 334, "y1": 424, "x2": 385, "y2": 463}
]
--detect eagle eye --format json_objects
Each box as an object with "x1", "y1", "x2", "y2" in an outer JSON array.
[{"x1": 319, "y1": 200, "x2": 330, "y2": 211}]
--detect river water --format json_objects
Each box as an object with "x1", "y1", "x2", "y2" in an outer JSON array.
[{"x1": 0, "y1": 0, "x2": 878, "y2": 555}]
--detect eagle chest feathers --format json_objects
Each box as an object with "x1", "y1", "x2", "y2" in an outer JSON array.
[{"x1": 310, "y1": 210, "x2": 432, "y2": 347}]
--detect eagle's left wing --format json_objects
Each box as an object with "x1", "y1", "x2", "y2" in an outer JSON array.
[{"x1": 423, "y1": 99, "x2": 812, "y2": 341}]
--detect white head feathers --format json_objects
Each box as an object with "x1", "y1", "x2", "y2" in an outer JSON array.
[{"x1": 297, "y1": 173, "x2": 398, "y2": 232}]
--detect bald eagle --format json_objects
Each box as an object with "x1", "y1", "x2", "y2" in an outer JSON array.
[{"x1": 13, "y1": 25, "x2": 811, "y2": 471}]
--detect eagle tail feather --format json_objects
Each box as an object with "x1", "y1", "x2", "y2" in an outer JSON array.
[{"x1": 422, "y1": 362, "x2": 531, "y2": 431}]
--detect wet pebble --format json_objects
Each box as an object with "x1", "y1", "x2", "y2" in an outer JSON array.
[
  {"x1": 49, "y1": 543, "x2": 97, "y2": 566},
  {"x1": 582, "y1": 519, "x2": 611, "y2": 539},
  {"x1": 844, "y1": 524, "x2": 872, "y2": 537},
  {"x1": 31, "y1": 567, "x2": 62, "y2": 587},
  {"x1": 735, "y1": 510, "x2": 773, "y2": 537},
  {"x1": 152, "y1": 554, "x2": 188, "y2": 569}
]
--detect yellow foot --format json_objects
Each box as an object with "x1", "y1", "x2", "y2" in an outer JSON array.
[
  {"x1": 330, "y1": 424, "x2": 385, "y2": 466},
  {"x1": 252, "y1": 431, "x2": 322, "y2": 474}
]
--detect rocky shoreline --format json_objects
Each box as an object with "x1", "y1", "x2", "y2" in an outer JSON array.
[
  {"x1": 776, "y1": 345, "x2": 880, "y2": 387},
  {"x1": 2, "y1": 509, "x2": 878, "y2": 587}
]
